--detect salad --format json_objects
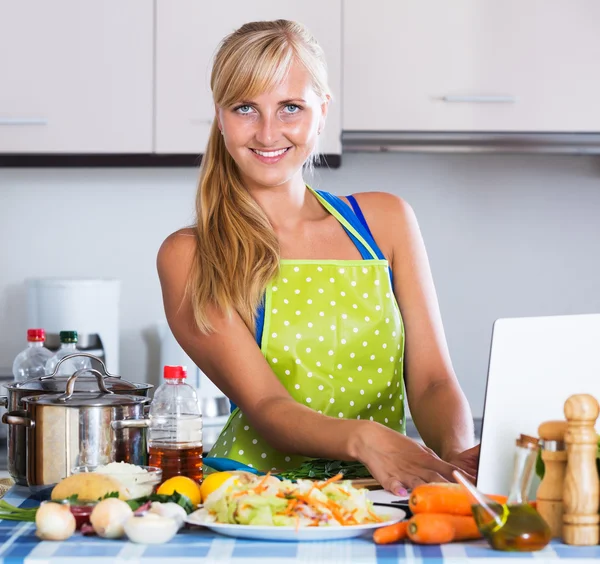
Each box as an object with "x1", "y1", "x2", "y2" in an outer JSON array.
[{"x1": 202, "y1": 473, "x2": 384, "y2": 528}]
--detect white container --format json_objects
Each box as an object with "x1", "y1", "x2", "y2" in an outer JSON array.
[{"x1": 27, "y1": 278, "x2": 120, "y2": 374}]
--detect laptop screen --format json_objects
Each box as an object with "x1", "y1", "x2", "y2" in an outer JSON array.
[{"x1": 476, "y1": 313, "x2": 600, "y2": 496}]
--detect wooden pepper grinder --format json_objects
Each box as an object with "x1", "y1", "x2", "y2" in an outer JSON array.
[
  {"x1": 563, "y1": 393, "x2": 600, "y2": 545},
  {"x1": 537, "y1": 420, "x2": 568, "y2": 538}
]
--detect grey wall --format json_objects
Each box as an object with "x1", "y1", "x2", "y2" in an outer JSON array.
[{"x1": 1, "y1": 153, "x2": 599, "y2": 415}]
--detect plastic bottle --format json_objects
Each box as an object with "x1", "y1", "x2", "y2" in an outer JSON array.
[
  {"x1": 148, "y1": 366, "x2": 203, "y2": 483},
  {"x1": 44, "y1": 330, "x2": 92, "y2": 376},
  {"x1": 12, "y1": 329, "x2": 54, "y2": 382}
]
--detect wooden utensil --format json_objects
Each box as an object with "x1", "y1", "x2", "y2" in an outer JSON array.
[
  {"x1": 562, "y1": 394, "x2": 599, "y2": 546},
  {"x1": 537, "y1": 420, "x2": 567, "y2": 538}
]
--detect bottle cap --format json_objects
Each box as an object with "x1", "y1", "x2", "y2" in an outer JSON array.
[
  {"x1": 27, "y1": 329, "x2": 45, "y2": 342},
  {"x1": 164, "y1": 365, "x2": 187, "y2": 380},
  {"x1": 59, "y1": 331, "x2": 78, "y2": 343},
  {"x1": 517, "y1": 434, "x2": 540, "y2": 450}
]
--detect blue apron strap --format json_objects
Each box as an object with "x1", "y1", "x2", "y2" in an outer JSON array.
[
  {"x1": 314, "y1": 190, "x2": 386, "y2": 260},
  {"x1": 344, "y1": 192, "x2": 394, "y2": 288},
  {"x1": 346, "y1": 194, "x2": 374, "y2": 240}
]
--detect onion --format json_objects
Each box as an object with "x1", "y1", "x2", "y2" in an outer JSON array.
[
  {"x1": 124, "y1": 513, "x2": 179, "y2": 544},
  {"x1": 90, "y1": 498, "x2": 133, "y2": 539},
  {"x1": 148, "y1": 502, "x2": 186, "y2": 529},
  {"x1": 35, "y1": 502, "x2": 76, "y2": 541}
]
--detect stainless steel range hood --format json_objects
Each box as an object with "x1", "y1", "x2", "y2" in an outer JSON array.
[{"x1": 342, "y1": 131, "x2": 600, "y2": 155}]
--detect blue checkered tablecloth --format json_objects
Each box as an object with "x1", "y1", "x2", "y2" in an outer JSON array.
[{"x1": 1, "y1": 486, "x2": 600, "y2": 563}]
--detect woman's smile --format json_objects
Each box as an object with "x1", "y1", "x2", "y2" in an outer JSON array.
[{"x1": 249, "y1": 146, "x2": 292, "y2": 164}]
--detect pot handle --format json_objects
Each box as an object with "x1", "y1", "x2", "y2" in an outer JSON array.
[
  {"x1": 41, "y1": 352, "x2": 122, "y2": 381},
  {"x1": 112, "y1": 419, "x2": 150, "y2": 430},
  {"x1": 58, "y1": 368, "x2": 114, "y2": 402},
  {"x1": 0, "y1": 396, "x2": 7, "y2": 409},
  {"x1": 2, "y1": 411, "x2": 34, "y2": 428}
]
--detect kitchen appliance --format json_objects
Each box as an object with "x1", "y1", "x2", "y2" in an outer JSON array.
[
  {"x1": 26, "y1": 278, "x2": 120, "y2": 374},
  {"x1": 158, "y1": 321, "x2": 229, "y2": 452},
  {"x1": 3, "y1": 367, "x2": 150, "y2": 492},
  {"x1": 0, "y1": 353, "x2": 152, "y2": 486},
  {"x1": 477, "y1": 313, "x2": 600, "y2": 497}
]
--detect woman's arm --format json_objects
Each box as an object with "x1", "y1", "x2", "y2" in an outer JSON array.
[{"x1": 353, "y1": 193, "x2": 476, "y2": 461}]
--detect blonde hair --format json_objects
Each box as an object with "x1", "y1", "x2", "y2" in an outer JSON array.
[{"x1": 188, "y1": 20, "x2": 331, "y2": 335}]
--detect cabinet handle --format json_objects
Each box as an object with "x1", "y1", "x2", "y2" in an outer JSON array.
[
  {"x1": 0, "y1": 117, "x2": 48, "y2": 126},
  {"x1": 442, "y1": 95, "x2": 516, "y2": 104}
]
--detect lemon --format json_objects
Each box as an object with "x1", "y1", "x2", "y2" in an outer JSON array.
[
  {"x1": 200, "y1": 472, "x2": 234, "y2": 502},
  {"x1": 157, "y1": 476, "x2": 202, "y2": 507}
]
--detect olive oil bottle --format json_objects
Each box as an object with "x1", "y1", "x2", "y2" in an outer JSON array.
[{"x1": 454, "y1": 435, "x2": 552, "y2": 552}]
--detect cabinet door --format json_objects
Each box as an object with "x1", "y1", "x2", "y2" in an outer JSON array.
[
  {"x1": 155, "y1": 1, "x2": 341, "y2": 155},
  {"x1": 0, "y1": 1, "x2": 153, "y2": 153},
  {"x1": 344, "y1": 0, "x2": 600, "y2": 132}
]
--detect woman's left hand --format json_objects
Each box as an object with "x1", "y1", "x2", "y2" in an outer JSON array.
[{"x1": 445, "y1": 444, "x2": 480, "y2": 479}]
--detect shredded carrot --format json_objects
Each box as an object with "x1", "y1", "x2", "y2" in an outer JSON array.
[
  {"x1": 317, "y1": 473, "x2": 344, "y2": 489},
  {"x1": 283, "y1": 500, "x2": 298, "y2": 515},
  {"x1": 368, "y1": 508, "x2": 384, "y2": 523}
]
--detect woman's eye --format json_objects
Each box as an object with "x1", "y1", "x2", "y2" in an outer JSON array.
[
  {"x1": 284, "y1": 104, "x2": 300, "y2": 114},
  {"x1": 236, "y1": 105, "x2": 253, "y2": 114}
]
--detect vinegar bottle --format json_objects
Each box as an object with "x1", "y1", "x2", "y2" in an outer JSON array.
[
  {"x1": 454, "y1": 434, "x2": 552, "y2": 552},
  {"x1": 148, "y1": 366, "x2": 203, "y2": 483}
]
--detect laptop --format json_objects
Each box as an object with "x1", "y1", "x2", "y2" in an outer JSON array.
[{"x1": 476, "y1": 313, "x2": 600, "y2": 496}]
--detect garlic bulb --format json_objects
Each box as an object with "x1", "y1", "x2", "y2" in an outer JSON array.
[
  {"x1": 124, "y1": 514, "x2": 179, "y2": 544},
  {"x1": 90, "y1": 498, "x2": 133, "y2": 539},
  {"x1": 148, "y1": 502, "x2": 186, "y2": 529},
  {"x1": 35, "y1": 502, "x2": 76, "y2": 541}
]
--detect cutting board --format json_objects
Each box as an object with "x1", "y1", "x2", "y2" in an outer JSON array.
[{"x1": 346, "y1": 478, "x2": 380, "y2": 489}]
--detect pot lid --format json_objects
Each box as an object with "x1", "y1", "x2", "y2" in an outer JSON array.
[
  {"x1": 9, "y1": 374, "x2": 150, "y2": 394},
  {"x1": 23, "y1": 392, "x2": 149, "y2": 408}
]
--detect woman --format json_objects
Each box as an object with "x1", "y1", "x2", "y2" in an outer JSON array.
[{"x1": 157, "y1": 20, "x2": 479, "y2": 495}]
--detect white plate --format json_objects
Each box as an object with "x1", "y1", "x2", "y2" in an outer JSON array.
[
  {"x1": 185, "y1": 505, "x2": 406, "y2": 542},
  {"x1": 366, "y1": 489, "x2": 410, "y2": 505}
]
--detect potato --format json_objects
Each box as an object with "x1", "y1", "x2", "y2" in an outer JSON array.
[{"x1": 51, "y1": 473, "x2": 130, "y2": 502}]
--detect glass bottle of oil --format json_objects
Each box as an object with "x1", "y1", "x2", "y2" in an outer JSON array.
[{"x1": 454, "y1": 434, "x2": 552, "y2": 552}]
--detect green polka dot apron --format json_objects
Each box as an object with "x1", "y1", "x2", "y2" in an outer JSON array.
[{"x1": 208, "y1": 187, "x2": 406, "y2": 472}]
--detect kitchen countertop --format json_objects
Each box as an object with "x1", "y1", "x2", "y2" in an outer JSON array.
[{"x1": 0, "y1": 486, "x2": 599, "y2": 563}]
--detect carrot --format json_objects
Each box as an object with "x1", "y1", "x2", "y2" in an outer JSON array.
[
  {"x1": 373, "y1": 521, "x2": 409, "y2": 544},
  {"x1": 253, "y1": 472, "x2": 273, "y2": 493},
  {"x1": 317, "y1": 473, "x2": 344, "y2": 489},
  {"x1": 407, "y1": 513, "x2": 482, "y2": 544},
  {"x1": 409, "y1": 483, "x2": 507, "y2": 516}
]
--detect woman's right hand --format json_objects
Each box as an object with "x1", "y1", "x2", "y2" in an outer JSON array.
[{"x1": 350, "y1": 420, "x2": 471, "y2": 495}]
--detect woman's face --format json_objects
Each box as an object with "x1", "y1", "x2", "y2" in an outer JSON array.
[{"x1": 217, "y1": 61, "x2": 328, "y2": 191}]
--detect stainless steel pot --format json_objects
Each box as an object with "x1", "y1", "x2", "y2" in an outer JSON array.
[
  {"x1": 0, "y1": 353, "x2": 153, "y2": 486},
  {"x1": 3, "y1": 369, "x2": 150, "y2": 491}
]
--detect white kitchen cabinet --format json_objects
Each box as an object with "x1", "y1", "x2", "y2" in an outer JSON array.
[
  {"x1": 155, "y1": 0, "x2": 342, "y2": 156},
  {"x1": 0, "y1": 1, "x2": 153, "y2": 153},
  {"x1": 343, "y1": 0, "x2": 600, "y2": 132}
]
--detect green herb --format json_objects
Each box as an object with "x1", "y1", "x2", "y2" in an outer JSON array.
[
  {"x1": 64, "y1": 494, "x2": 79, "y2": 504},
  {"x1": 278, "y1": 459, "x2": 371, "y2": 481},
  {"x1": 0, "y1": 500, "x2": 38, "y2": 522},
  {"x1": 126, "y1": 490, "x2": 195, "y2": 514},
  {"x1": 100, "y1": 491, "x2": 119, "y2": 500}
]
